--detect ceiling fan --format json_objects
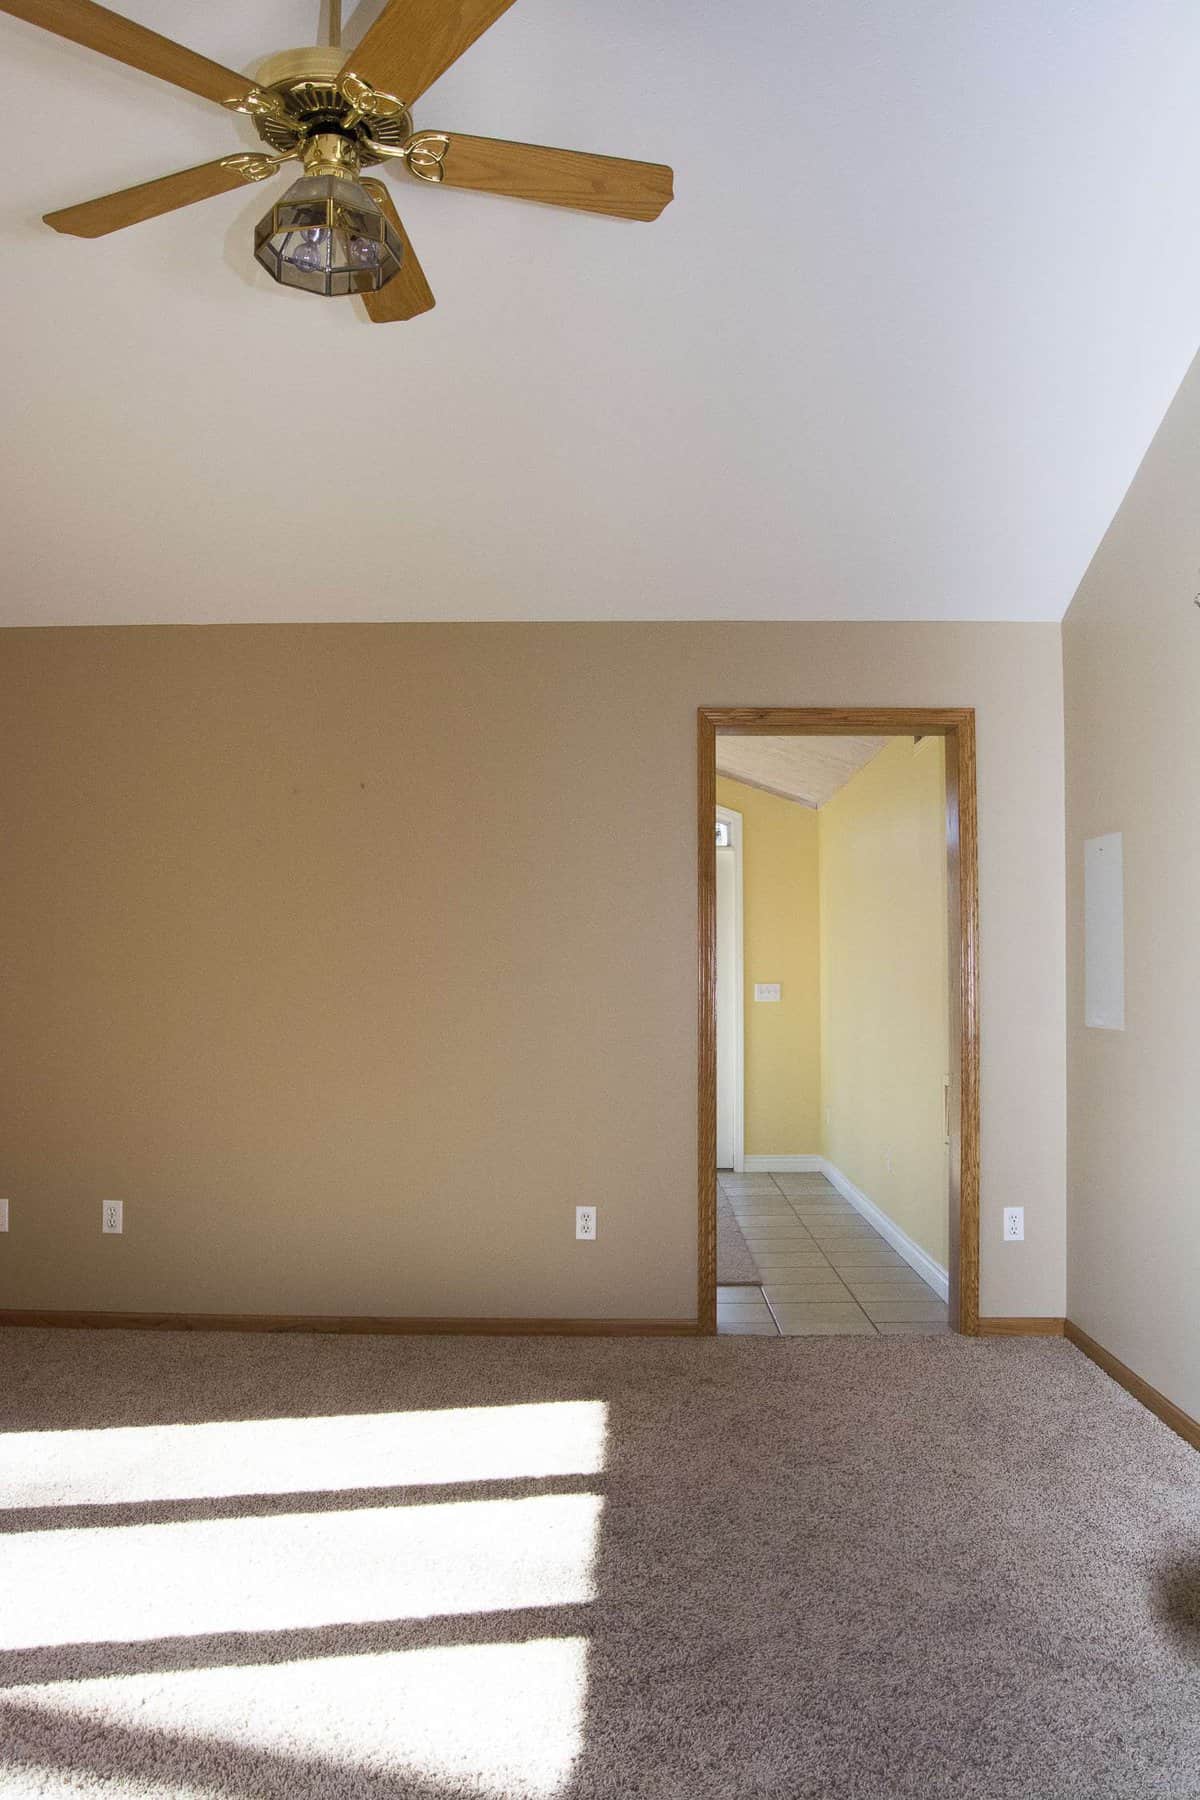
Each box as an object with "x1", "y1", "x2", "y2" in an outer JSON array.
[{"x1": 3, "y1": 0, "x2": 675, "y2": 321}]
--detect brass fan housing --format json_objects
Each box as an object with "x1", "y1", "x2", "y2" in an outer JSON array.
[{"x1": 247, "y1": 48, "x2": 413, "y2": 168}]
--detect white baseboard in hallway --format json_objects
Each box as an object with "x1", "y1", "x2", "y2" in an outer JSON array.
[
  {"x1": 736, "y1": 1154, "x2": 949, "y2": 1302},
  {"x1": 819, "y1": 1161, "x2": 949, "y2": 1302},
  {"x1": 742, "y1": 1155, "x2": 824, "y2": 1173}
]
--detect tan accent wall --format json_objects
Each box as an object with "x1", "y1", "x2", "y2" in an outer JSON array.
[
  {"x1": 715, "y1": 776, "x2": 821, "y2": 1158},
  {"x1": 0, "y1": 624, "x2": 1065, "y2": 1322},
  {"x1": 819, "y1": 738, "x2": 950, "y2": 1268},
  {"x1": 1064, "y1": 351, "x2": 1200, "y2": 1415}
]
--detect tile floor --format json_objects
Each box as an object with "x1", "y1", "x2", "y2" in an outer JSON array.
[{"x1": 717, "y1": 1171, "x2": 950, "y2": 1337}]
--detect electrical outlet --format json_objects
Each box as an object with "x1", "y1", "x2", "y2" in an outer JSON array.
[
  {"x1": 1003, "y1": 1206, "x2": 1024, "y2": 1242},
  {"x1": 0, "y1": 1199, "x2": 8, "y2": 1233},
  {"x1": 102, "y1": 1200, "x2": 124, "y2": 1235},
  {"x1": 575, "y1": 1206, "x2": 597, "y2": 1242}
]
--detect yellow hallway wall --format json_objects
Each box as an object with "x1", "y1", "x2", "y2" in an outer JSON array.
[
  {"x1": 716, "y1": 777, "x2": 821, "y2": 1157},
  {"x1": 818, "y1": 738, "x2": 950, "y2": 1268}
]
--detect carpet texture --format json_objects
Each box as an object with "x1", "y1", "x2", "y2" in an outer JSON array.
[
  {"x1": 2, "y1": 1328, "x2": 1199, "y2": 1800},
  {"x1": 716, "y1": 1190, "x2": 758, "y2": 1283}
]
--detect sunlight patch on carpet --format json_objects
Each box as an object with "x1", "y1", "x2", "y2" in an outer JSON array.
[
  {"x1": 4, "y1": 1637, "x2": 590, "y2": 1797},
  {"x1": 0, "y1": 1401, "x2": 609, "y2": 1508},
  {"x1": 2, "y1": 1494, "x2": 602, "y2": 1649}
]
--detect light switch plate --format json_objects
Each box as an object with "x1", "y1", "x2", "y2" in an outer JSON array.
[
  {"x1": 0, "y1": 1199, "x2": 8, "y2": 1233},
  {"x1": 754, "y1": 983, "x2": 781, "y2": 1003}
]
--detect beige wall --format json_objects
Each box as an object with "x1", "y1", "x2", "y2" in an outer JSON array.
[
  {"x1": 0, "y1": 623, "x2": 1065, "y2": 1322},
  {"x1": 819, "y1": 738, "x2": 950, "y2": 1268},
  {"x1": 1064, "y1": 351, "x2": 1200, "y2": 1414},
  {"x1": 715, "y1": 776, "x2": 821, "y2": 1156}
]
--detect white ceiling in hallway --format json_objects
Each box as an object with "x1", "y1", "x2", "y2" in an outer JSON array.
[
  {"x1": 3, "y1": 0, "x2": 1200, "y2": 627},
  {"x1": 717, "y1": 736, "x2": 890, "y2": 808}
]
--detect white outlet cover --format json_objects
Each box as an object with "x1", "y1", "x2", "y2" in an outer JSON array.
[
  {"x1": 102, "y1": 1200, "x2": 124, "y2": 1235},
  {"x1": 0, "y1": 1199, "x2": 8, "y2": 1232},
  {"x1": 754, "y1": 983, "x2": 782, "y2": 1003},
  {"x1": 1003, "y1": 1206, "x2": 1024, "y2": 1242},
  {"x1": 575, "y1": 1206, "x2": 597, "y2": 1241}
]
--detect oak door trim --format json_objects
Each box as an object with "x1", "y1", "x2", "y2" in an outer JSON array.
[{"x1": 698, "y1": 707, "x2": 980, "y2": 1336}]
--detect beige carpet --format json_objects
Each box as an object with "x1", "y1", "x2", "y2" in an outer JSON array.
[{"x1": 1, "y1": 1328, "x2": 1199, "y2": 1798}]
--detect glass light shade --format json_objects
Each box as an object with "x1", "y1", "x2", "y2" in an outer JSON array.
[{"x1": 254, "y1": 174, "x2": 403, "y2": 297}]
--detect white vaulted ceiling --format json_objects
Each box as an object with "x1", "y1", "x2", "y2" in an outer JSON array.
[
  {"x1": 2, "y1": 0, "x2": 1200, "y2": 627},
  {"x1": 716, "y1": 736, "x2": 889, "y2": 808}
]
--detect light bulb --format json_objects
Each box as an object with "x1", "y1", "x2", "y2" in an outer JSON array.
[
  {"x1": 349, "y1": 236, "x2": 382, "y2": 268},
  {"x1": 288, "y1": 237, "x2": 326, "y2": 273}
]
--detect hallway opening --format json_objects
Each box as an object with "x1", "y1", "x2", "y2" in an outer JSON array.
[
  {"x1": 698, "y1": 708, "x2": 980, "y2": 1336},
  {"x1": 716, "y1": 1170, "x2": 949, "y2": 1336}
]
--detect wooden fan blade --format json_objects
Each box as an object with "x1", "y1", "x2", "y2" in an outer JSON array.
[
  {"x1": 0, "y1": 0, "x2": 255, "y2": 106},
  {"x1": 361, "y1": 181, "x2": 435, "y2": 322},
  {"x1": 45, "y1": 159, "x2": 256, "y2": 238},
  {"x1": 419, "y1": 133, "x2": 674, "y2": 221},
  {"x1": 340, "y1": 0, "x2": 517, "y2": 106}
]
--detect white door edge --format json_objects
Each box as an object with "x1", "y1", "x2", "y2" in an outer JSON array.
[{"x1": 716, "y1": 804, "x2": 745, "y2": 1173}]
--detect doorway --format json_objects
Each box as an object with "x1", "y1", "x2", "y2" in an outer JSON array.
[{"x1": 698, "y1": 708, "x2": 980, "y2": 1336}]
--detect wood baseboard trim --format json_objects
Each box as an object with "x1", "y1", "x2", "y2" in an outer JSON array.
[
  {"x1": 0, "y1": 1310, "x2": 700, "y2": 1339},
  {"x1": 1065, "y1": 1320, "x2": 1200, "y2": 1453},
  {"x1": 977, "y1": 1316, "x2": 1066, "y2": 1336}
]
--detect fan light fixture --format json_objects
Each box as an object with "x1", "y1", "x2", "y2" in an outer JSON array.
[
  {"x1": 14, "y1": 0, "x2": 675, "y2": 325},
  {"x1": 254, "y1": 134, "x2": 402, "y2": 296}
]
